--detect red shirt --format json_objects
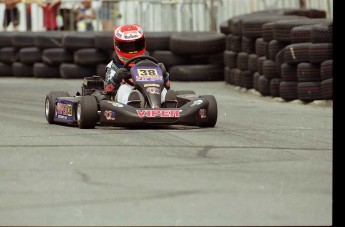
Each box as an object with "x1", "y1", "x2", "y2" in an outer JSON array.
[{"x1": 43, "y1": 3, "x2": 61, "y2": 30}]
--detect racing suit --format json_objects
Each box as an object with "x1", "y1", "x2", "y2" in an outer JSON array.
[{"x1": 103, "y1": 53, "x2": 171, "y2": 104}]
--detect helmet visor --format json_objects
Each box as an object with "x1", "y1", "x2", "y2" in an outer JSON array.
[{"x1": 115, "y1": 38, "x2": 145, "y2": 53}]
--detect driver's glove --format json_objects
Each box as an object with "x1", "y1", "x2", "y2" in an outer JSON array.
[
  {"x1": 114, "y1": 68, "x2": 130, "y2": 84},
  {"x1": 158, "y1": 63, "x2": 167, "y2": 79}
]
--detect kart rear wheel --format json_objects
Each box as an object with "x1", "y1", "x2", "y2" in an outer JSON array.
[
  {"x1": 76, "y1": 96, "x2": 98, "y2": 129},
  {"x1": 45, "y1": 91, "x2": 70, "y2": 124},
  {"x1": 199, "y1": 95, "x2": 218, "y2": 128}
]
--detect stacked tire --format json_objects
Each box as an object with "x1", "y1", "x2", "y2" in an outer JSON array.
[
  {"x1": 154, "y1": 31, "x2": 225, "y2": 81},
  {"x1": 220, "y1": 8, "x2": 332, "y2": 102}
]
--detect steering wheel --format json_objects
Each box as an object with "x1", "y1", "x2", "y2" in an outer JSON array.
[{"x1": 122, "y1": 55, "x2": 160, "y2": 86}]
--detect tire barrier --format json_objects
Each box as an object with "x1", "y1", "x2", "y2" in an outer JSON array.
[
  {"x1": 0, "y1": 7, "x2": 332, "y2": 102},
  {"x1": 0, "y1": 30, "x2": 226, "y2": 81},
  {"x1": 220, "y1": 8, "x2": 332, "y2": 102}
]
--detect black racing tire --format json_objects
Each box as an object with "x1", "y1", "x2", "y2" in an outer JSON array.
[
  {"x1": 0, "y1": 47, "x2": 19, "y2": 64},
  {"x1": 321, "y1": 78, "x2": 332, "y2": 100},
  {"x1": 42, "y1": 48, "x2": 74, "y2": 65},
  {"x1": 74, "y1": 48, "x2": 110, "y2": 66},
  {"x1": 223, "y1": 50, "x2": 237, "y2": 68},
  {"x1": 33, "y1": 63, "x2": 60, "y2": 78},
  {"x1": 169, "y1": 65, "x2": 224, "y2": 81},
  {"x1": 241, "y1": 70, "x2": 254, "y2": 89},
  {"x1": 151, "y1": 50, "x2": 192, "y2": 70},
  {"x1": 230, "y1": 68, "x2": 241, "y2": 85},
  {"x1": 62, "y1": 31, "x2": 95, "y2": 50},
  {"x1": 273, "y1": 19, "x2": 329, "y2": 42},
  {"x1": 279, "y1": 81, "x2": 298, "y2": 101},
  {"x1": 241, "y1": 37, "x2": 256, "y2": 54},
  {"x1": 258, "y1": 75, "x2": 270, "y2": 96},
  {"x1": 320, "y1": 60, "x2": 332, "y2": 80},
  {"x1": 257, "y1": 56, "x2": 266, "y2": 75},
  {"x1": 283, "y1": 8, "x2": 326, "y2": 18},
  {"x1": 253, "y1": 72, "x2": 261, "y2": 91},
  {"x1": 60, "y1": 63, "x2": 96, "y2": 79},
  {"x1": 0, "y1": 62, "x2": 13, "y2": 76},
  {"x1": 12, "y1": 62, "x2": 34, "y2": 77},
  {"x1": 207, "y1": 52, "x2": 224, "y2": 66},
  {"x1": 11, "y1": 32, "x2": 38, "y2": 48},
  {"x1": 229, "y1": 17, "x2": 244, "y2": 35},
  {"x1": 234, "y1": 68, "x2": 242, "y2": 87},
  {"x1": 270, "y1": 78, "x2": 281, "y2": 97},
  {"x1": 145, "y1": 32, "x2": 174, "y2": 52},
  {"x1": 35, "y1": 31, "x2": 64, "y2": 49},
  {"x1": 281, "y1": 63, "x2": 298, "y2": 81},
  {"x1": 309, "y1": 43, "x2": 333, "y2": 64},
  {"x1": 19, "y1": 47, "x2": 42, "y2": 64},
  {"x1": 242, "y1": 15, "x2": 303, "y2": 39},
  {"x1": 268, "y1": 40, "x2": 286, "y2": 61},
  {"x1": 199, "y1": 95, "x2": 217, "y2": 128},
  {"x1": 237, "y1": 52, "x2": 248, "y2": 70},
  {"x1": 45, "y1": 91, "x2": 70, "y2": 124},
  {"x1": 284, "y1": 43, "x2": 311, "y2": 64},
  {"x1": 297, "y1": 81, "x2": 322, "y2": 102},
  {"x1": 311, "y1": 22, "x2": 333, "y2": 43},
  {"x1": 94, "y1": 31, "x2": 113, "y2": 50},
  {"x1": 230, "y1": 35, "x2": 242, "y2": 53},
  {"x1": 170, "y1": 32, "x2": 225, "y2": 55},
  {"x1": 224, "y1": 66, "x2": 231, "y2": 84},
  {"x1": 297, "y1": 63, "x2": 321, "y2": 82},
  {"x1": 220, "y1": 20, "x2": 231, "y2": 35},
  {"x1": 262, "y1": 22, "x2": 275, "y2": 42},
  {"x1": 263, "y1": 60, "x2": 278, "y2": 79},
  {"x1": 275, "y1": 49, "x2": 285, "y2": 75},
  {"x1": 255, "y1": 38, "x2": 268, "y2": 57},
  {"x1": 248, "y1": 54, "x2": 258, "y2": 73},
  {"x1": 290, "y1": 25, "x2": 313, "y2": 43},
  {"x1": 0, "y1": 32, "x2": 17, "y2": 47},
  {"x1": 76, "y1": 96, "x2": 98, "y2": 129},
  {"x1": 225, "y1": 34, "x2": 232, "y2": 51}
]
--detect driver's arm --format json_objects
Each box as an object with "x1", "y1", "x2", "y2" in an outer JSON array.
[
  {"x1": 158, "y1": 62, "x2": 170, "y2": 90},
  {"x1": 104, "y1": 64, "x2": 121, "y2": 94},
  {"x1": 104, "y1": 63, "x2": 130, "y2": 94}
]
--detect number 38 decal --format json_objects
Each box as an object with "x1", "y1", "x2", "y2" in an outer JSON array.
[
  {"x1": 138, "y1": 69, "x2": 158, "y2": 76},
  {"x1": 135, "y1": 68, "x2": 163, "y2": 82}
]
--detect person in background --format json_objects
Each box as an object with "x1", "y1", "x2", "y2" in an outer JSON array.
[
  {"x1": 97, "y1": 0, "x2": 121, "y2": 31},
  {"x1": 97, "y1": 0, "x2": 111, "y2": 31},
  {"x1": 76, "y1": 0, "x2": 96, "y2": 31},
  {"x1": 300, "y1": 0, "x2": 306, "y2": 9},
  {"x1": 37, "y1": 0, "x2": 62, "y2": 31},
  {"x1": 2, "y1": 0, "x2": 21, "y2": 31}
]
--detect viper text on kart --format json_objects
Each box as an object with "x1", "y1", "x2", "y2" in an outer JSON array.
[{"x1": 45, "y1": 56, "x2": 218, "y2": 129}]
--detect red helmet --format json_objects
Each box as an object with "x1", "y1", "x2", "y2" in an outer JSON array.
[{"x1": 113, "y1": 24, "x2": 146, "y2": 65}]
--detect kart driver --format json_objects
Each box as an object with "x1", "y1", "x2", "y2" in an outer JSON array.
[{"x1": 103, "y1": 24, "x2": 172, "y2": 107}]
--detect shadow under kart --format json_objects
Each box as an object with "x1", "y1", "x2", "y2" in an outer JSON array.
[{"x1": 45, "y1": 56, "x2": 218, "y2": 129}]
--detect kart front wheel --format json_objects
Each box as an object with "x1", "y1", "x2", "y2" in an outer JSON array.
[
  {"x1": 45, "y1": 91, "x2": 70, "y2": 124},
  {"x1": 199, "y1": 95, "x2": 218, "y2": 128},
  {"x1": 76, "y1": 96, "x2": 99, "y2": 129}
]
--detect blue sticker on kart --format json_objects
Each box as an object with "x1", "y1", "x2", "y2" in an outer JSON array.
[
  {"x1": 132, "y1": 66, "x2": 163, "y2": 82},
  {"x1": 55, "y1": 99, "x2": 74, "y2": 121}
]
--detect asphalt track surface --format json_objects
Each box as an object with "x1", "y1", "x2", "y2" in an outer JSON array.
[{"x1": 0, "y1": 78, "x2": 332, "y2": 226}]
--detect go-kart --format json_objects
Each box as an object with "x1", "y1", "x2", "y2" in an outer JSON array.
[{"x1": 45, "y1": 56, "x2": 218, "y2": 129}]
